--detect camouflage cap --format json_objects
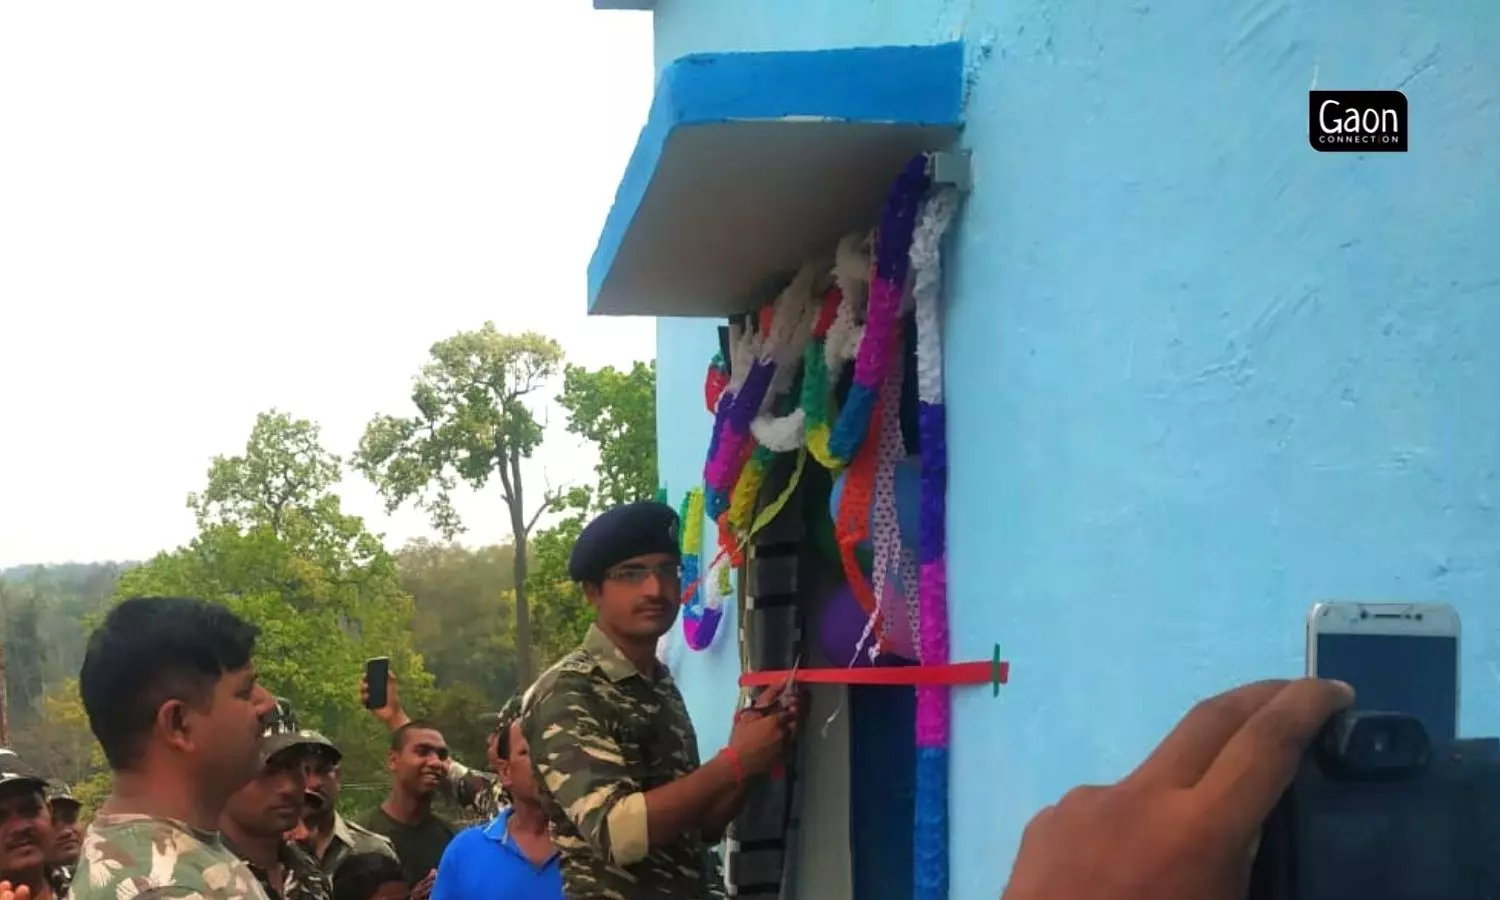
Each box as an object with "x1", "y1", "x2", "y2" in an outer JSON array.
[
  {"x1": 0, "y1": 749, "x2": 47, "y2": 794},
  {"x1": 46, "y1": 782, "x2": 80, "y2": 808},
  {"x1": 262, "y1": 697, "x2": 343, "y2": 764}
]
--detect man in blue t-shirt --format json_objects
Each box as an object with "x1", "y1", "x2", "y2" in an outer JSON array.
[{"x1": 432, "y1": 707, "x2": 560, "y2": 900}]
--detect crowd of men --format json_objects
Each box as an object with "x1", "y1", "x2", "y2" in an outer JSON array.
[
  {"x1": 0, "y1": 499, "x2": 1356, "y2": 900},
  {"x1": 0, "y1": 501, "x2": 800, "y2": 900}
]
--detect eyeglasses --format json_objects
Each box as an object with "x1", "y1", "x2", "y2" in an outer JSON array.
[{"x1": 606, "y1": 562, "x2": 683, "y2": 585}]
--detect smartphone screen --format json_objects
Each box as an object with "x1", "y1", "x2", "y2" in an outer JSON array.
[
  {"x1": 1314, "y1": 633, "x2": 1459, "y2": 741},
  {"x1": 365, "y1": 657, "x2": 390, "y2": 710}
]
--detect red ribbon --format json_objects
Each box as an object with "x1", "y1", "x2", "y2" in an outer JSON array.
[{"x1": 739, "y1": 659, "x2": 1009, "y2": 689}]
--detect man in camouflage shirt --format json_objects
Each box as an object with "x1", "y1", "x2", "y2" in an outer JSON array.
[
  {"x1": 294, "y1": 732, "x2": 398, "y2": 879},
  {"x1": 0, "y1": 749, "x2": 69, "y2": 899},
  {"x1": 72, "y1": 596, "x2": 278, "y2": 900},
  {"x1": 220, "y1": 699, "x2": 334, "y2": 900},
  {"x1": 45, "y1": 784, "x2": 83, "y2": 897},
  {"x1": 521, "y1": 502, "x2": 800, "y2": 900}
]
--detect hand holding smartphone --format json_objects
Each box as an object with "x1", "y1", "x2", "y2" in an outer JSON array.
[
  {"x1": 364, "y1": 656, "x2": 391, "y2": 710},
  {"x1": 1305, "y1": 601, "x2": 1460, "y2": 741},
  {"x1": 1251, "y1": 601, "x2": 1474, "y2": 900}
]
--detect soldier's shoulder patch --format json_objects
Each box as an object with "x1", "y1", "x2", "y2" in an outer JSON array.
[
  {"x1": 522, "y1": 650, "x2": 599, "y2": 714},
  {"x1": 553, "y1": 647, "x2": 599, "y2": 678}
]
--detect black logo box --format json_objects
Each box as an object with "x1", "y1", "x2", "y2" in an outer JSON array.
[{"x1": 1310, "y1": 90, "x2": 1408, "y2": 153}]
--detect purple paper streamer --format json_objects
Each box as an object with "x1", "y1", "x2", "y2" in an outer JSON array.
[
  {"x1": 704, "y1": 358, "x2": 776, "y2": 512},
  {"x1": 829, "y1": 157, "x2": 932, "y2": 462}
]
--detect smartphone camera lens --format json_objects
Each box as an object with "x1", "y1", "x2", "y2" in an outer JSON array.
[{"x1": 1328, "y1": 713, "x2": 1431, "y2": 778}]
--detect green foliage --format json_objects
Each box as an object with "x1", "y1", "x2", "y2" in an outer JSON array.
[
  {"x1": 395, "y1": 540, "x2": 519, "y2": 701},
  {"x1": 354, "y1": 326, "x2": 565, "y2": 541},
  {"x1": 105, "y1": 410, "x2": 436, "y2": 806},
  {"x1": 0, "y1": 564, "x2": 126, "y2": 719},
  {"x1": 3, "y1": 335, "x2": 661, "y2": 823},
  {"x1": 190, "y1": 411, "x2": 390, "y2": 575},
  {"x1": 522, "y1": 358, "x2": 659, "y2": 666},
  {"x1": 0, "y1": 590, "x2": 46, "y2": 726},
  {"x1": 558, "y1": 360, "x2": 658, "y2": 510},
  {"x1": 9, "y1": 679, "x2": 100, "y2": 803},
  {"x1": 527, "y1": 515, "x2": 591, "y2": 667},
  {"x1": 421, "y1": 681, "x2": 494, "y2": 771},
  {"x1": 356, "y1": 324, "x2": 566, "y2": 685}
]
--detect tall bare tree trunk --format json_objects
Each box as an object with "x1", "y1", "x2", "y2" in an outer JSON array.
[
  {"x1": 512, "y1": 523, "x2": 533, "y2": 688},
  {"x1": 508, "y1": 450, "x2": 534, "y2": 688},
  {"x1": 0, "y1": 644, "x2": 10, "y2": 746}
]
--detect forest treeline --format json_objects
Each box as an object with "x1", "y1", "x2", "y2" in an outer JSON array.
[{"x1": 0, "y1": 323, "x2": 657, "y2": 822}]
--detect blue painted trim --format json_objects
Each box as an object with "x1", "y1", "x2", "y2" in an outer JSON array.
[{"x1": 587, "y1": 42, "x2": 966, "y2": 314}]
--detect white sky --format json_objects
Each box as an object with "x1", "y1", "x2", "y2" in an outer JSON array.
[{"x1": 0, "y1": 4, "x2": 657, "y2": 567}]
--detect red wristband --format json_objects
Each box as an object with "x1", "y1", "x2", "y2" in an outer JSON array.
[{"x1": 720, "y1": 746, "x2": 746, "y2": 786}]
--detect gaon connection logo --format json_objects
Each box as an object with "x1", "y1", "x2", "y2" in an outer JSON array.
[{"x1": 1309, "y1": 90, "x2": 1408, "y2": 152}]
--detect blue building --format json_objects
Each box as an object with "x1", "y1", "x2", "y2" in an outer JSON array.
[{"x1": 584, "y1": 2, "x2": 1499, "y2": 897}]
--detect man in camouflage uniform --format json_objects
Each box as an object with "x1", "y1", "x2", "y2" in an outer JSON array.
[
  {"x1": 220, "y1": 699, "x2": 334, "y2": 900},
  {"x1": 521, "y1": 502, "x2": 800, "y2": 900},
  {"x1": 71, "y1": 596, "x2": 278, "y2": 900},
  {"x1": 45, "y1": 784, "x2": 83, "y2": 898},
  {"x1": 0, "y1": 749, "x2": 68, "y2": 899},
  {"x1": 294, "y1": 730, "x2": 398, "y2": 879}
]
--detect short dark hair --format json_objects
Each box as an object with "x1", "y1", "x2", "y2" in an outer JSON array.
[
  {"x1": 389, "y1": 720, "x2": 442, "y2": 752},
  {"x1": 332, "y1": 852, "x2": 405, "y2": 900},
  {"x1": 80, "y1": 596, "x2": 259, "y2": 770},
  {"x1": 495, "y1": 717, "x2": 513, "y2": 761}
]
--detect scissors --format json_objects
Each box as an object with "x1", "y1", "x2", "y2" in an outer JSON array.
[
  {"x1": 778, "y1": 656, "x2": 801, "y2": 709},
  {"x1": 746, "y1": 655, "x2": 801, "y2": 716}
]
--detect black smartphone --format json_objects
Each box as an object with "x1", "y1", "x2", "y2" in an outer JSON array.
[
  {"x1": 364, "y1": 657, "x2": 390, "y2": 710},
  {"x1": 1250, "y1": 712, "x2": 1500, "y2": 900}
]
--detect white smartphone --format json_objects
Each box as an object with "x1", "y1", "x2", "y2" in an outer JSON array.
[{"x1": 1306, "y1": 601, "x2": 1461, "y2": 741}]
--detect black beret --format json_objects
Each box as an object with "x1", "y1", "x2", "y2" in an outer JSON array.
[{"x1": 568, "y1": 501, "x2": 682, "y2": 584}]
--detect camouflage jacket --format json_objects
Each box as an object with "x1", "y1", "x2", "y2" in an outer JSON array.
[
  {"x1": 70, "y1": 813, "x2": 272, "y2": 900},
  {"x1": 442, "y1": 759, "x2": 501, "y2": 823},
  {"x1": 316, "y1": 813, "x2": 398, "y2": 878},
  {"x1": 50, "y1": 863, "x2": 74, "y2": 898},
  {"x1": 521, "y1": 625, "x2": 723, "y2": 900},
  {"x1": 225, "y1": 838, "x2": 332, "y2": 900}
]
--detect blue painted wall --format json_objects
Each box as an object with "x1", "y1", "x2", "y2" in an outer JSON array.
[{"x1": 644, "y1": 2, "x2": 1500, "y2": 897}]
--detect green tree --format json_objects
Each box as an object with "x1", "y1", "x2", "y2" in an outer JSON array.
[
  {"x1": 527, "y1": 515, "x2": 590, "y2": 667},
  {"x1": 29, "y1": 563, "x2": 127, "y2": 687},
  {"x1": 190, "y1": 410, "x2": 389, "y2": 575},
  {"x1": 355, "y1": 325, "x2": 565, "y2": 685},
  {"x1": 11, "y1": 679, "x2": 101, "y2": 795},
  {"x1": 0, "y1": 587, "x2": 47, "y2": 728},
  {"x1": 1, "y1": 563, "x2": 126, "y2": 782},
  {"x1": 395, "y1": 540, "x2": 519, "y2": 701},
  {"x1": 525, "y1": 358, "x2": 659, "y2": 666},
  {"x1": 108, "y1": 411, "x2": 435, "y2": 815},
  {"x1": 558, "y1": 361, "x2": 658, "y2": 509}
]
